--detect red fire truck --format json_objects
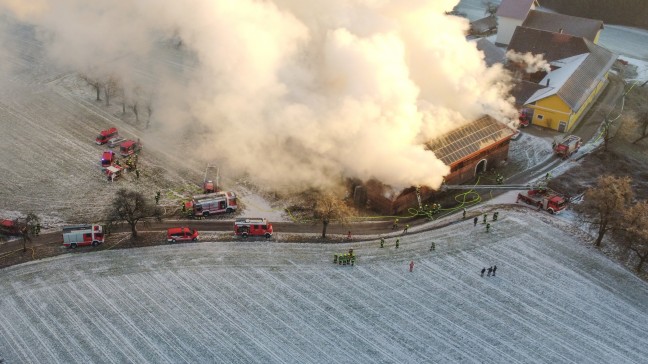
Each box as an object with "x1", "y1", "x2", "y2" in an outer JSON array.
[
  {"x1": 234, "y1": 218, "x2": 273, "y2": 238},
  {"x1": 96, "y1": 127, "x2": 118, "y2": 145},
  {"x1": 119, "y1": 140, "x2": 142, "y2": 157},
  {"x1": 0, "y1": 219, "x2": 22, "y2": 236},
  {"x1": 191, "y1": 191, "x2": 237, "y2": 217},
  {"x1": 517, "y1": 189, "x2": 568, "y2": 214},
  {"x1": 553, "y1": 135, "x2": 582, "y2": 159},
  {"x1": 101, "y1": 150, "x2": 115, "y2": 169},
  {"x1": 62, "y1": 224, "x2": 104, "y2": 248}
]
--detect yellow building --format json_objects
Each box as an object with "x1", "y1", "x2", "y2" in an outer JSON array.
[{"x1": 508, "y1": 27, "x2": 616, "y2": 132}]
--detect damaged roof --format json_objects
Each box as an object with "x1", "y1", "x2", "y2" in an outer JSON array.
[
  {"x1": 522, "y1": 10, "x2": 604, "y2": 42},
  {"x1": 426, "y1": 115, "x2": 515, "y2": 166}
]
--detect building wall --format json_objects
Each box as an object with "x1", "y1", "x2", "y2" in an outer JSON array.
[
  {"x1": 496, "y1": 18, "x2": 522, "y2": 45},
  {"x1": 529, "y1": 71, "x2": 610, "y2": 131},
  {"x1": 445, "y1": 140, "x2": 512, "y2": 186},
  {"x1": 530, "y1": 95, "x2": 572, "y2": 130}
]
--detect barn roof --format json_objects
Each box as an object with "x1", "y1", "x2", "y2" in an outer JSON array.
[
  {"x1": 426, "y1": 115, "x2": 515, "y2": 166},
  {"x1": 522, "y1": 10, "x2": 603, "y2": 42},
  {"x1": 496, "y1": 0, "x2": 537, "y2": 20}
]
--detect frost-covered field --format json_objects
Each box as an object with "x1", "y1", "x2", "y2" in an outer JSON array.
[{"x1": 1, "y1": 209, "x2": 647, "y2": 363}]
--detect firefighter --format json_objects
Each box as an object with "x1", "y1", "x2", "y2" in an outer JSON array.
[
  {"x1": 392, "y1": 218, "x2": 399, "y2": 230},
  {"x1": 395, "y1": 239, "x2": 400, "y2": 249},
  {"x1": 409, "y1": 260, "x2": 414, "y2": 272},
  {"x1": 493, "y1": 211, "x2": 499, "y2": 221},
  {"x1": 473, "y1": 216, "x2": 478, "y2": 226},
  {"x1": 481, "y1": 267, "x2": 486, "y2": 277},
  {"x1": 492, "y1": 265, "x2": 497, "y2": 276},
  {"x1": 182, "y1": 202, "x2": 186, "y2": 213},
  {"x1": 403, "y1": 224, "x2": 409, "y2": 234},
  {"x1": 487, "y1": 266, "x2": 493, "y2": 277},
  {"x1": 496, "y1": 173, "x2": 504, "y2": 184},
  {"x1": 347, "y1": 231, "x2": 352, "y2": 240},
  {"x1": 483, "y1": 214, "x2": 487, "y2": 224},
  {"x1": 486, "y1": 223, "x2": 491, "y2": 233},
  {"x1": 135, "y1": 169, "x2": 140, "y2": 179},
  {"x1": 380, "y1": 237, "x2": 385, "y2": 248},
  {"x1": 333, "y1": 254, "x2": 338, "y2": 264},
  {"x1": 155, "y1": 191, "x2": 161, "y2": 204},
  {"x1": 462, "y1": 208, "x2": 466, "y2": 219},
  {"x1": 430, "y1": 242, "x2": 436, "y2": 251}
]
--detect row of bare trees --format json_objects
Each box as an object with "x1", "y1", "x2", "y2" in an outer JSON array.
[
  {"x1": 80, "y1": 74, "x2": 154, "y2": 128},
  {"x1": 578, "y1": 175, "x2": 648, "y2": 272}
]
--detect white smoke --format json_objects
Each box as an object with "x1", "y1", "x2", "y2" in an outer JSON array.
[
  {"x1": 506, "y1": 50, "x2": 552, "y2": 73},
  {"x1": 0, "y1": 0, "x2": 516, "y2": 190}
]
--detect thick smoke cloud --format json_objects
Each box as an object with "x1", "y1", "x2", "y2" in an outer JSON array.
[
  {"x1": 0, "y1": 0, "x2": 516, "y2": 190},
  {"x1": 506, "y1": 50, "x2": 552, "y2": 73}
]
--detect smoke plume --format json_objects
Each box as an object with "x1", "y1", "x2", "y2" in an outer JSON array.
[
  {"x1": 506, "y1": 50, "x2": 552, "y2": 73},
  {"x1": 0, "y1": 0, "x2": 516, "y2": 190}
]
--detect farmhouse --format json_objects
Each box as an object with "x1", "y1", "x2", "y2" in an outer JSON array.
[{"x1": 507, "y1": 27, "x2": 617, "y2": 132}]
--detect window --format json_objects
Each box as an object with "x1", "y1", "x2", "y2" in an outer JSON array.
[{"x1": 537, "y1": 114, "x2": 544, "y2": 120}]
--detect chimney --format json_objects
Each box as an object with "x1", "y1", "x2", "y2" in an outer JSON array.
[{"x1": 546, "y1": 78, "x2": 551, "y2": 86}]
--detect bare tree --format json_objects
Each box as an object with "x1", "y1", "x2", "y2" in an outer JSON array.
[
  {"x1": 484, "y1": 1, "x2": 498, "y2": 16},
  {"x1": 80, "y1": 74, "x2": 102, "y2": 101},
  {"x1": 131, "y1": 101, "x2": 140, "y2": 123},
  {"x1": 578, "y1": 175, "x2": 634, "y2": 248},
  {"x1": 313, "y1": 193, "x2": 355, "y2": 238},
  {"x1": 632, "y1": 109, "x2": 648, "y2": 144},
  {"x1": 620, "y1": 200, "x2": 648, "y2": 273},
  {"x1": 106, "y1": 189, "x2": 162, "y2": 239},
  {"x1": 17, "y1": 213, "x2": 41, "y2": 252},
  {"x1": 145, "y1": 99, "x2": 153, "y2": 129},
  {"x1": 104, "y1": 76, "x2": 119, "y2": 107}
]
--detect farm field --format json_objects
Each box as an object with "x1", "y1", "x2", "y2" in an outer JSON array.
[{"x1": 1, "y1": 208, "x2": 647, "y2": 363}]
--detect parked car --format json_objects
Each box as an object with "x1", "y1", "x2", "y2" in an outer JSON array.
[
  {"x1": 101, "y1": 150, "x2": 115, "y2": 168},
  {"x1": 166, "y1": 227, "x2": 199, "y2": 243},
  {"x1": 107, "y1": 136, "x2": 126, "y2": 148}
]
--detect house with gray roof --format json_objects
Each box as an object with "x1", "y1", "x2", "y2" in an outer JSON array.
[{"x1": 507, "y1": 27, "x2": 617, "y2": 132}]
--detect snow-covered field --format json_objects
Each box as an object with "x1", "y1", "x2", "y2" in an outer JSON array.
[{"x1": 1, "y1": 208, "x2": 647, "y2": 363}]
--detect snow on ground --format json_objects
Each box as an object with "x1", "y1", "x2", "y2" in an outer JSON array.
[{"x1": 1, "y1": 209, "x2": 647, "y2": 364}]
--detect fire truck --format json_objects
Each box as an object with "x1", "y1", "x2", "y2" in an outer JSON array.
[
  {"x1": 516, "y1": 189, "x2": 568, "y2": 214},
  {"x1": 234, "y1": 218, "x2": 273, "y2": 238},
  {"x1": 119, "y1": 140, "x2": 143, "y2": 157},
  {"x1": 0, "y1": 219, "x2": 22, "y2": 236},
  {"x1": 96, "y1": 127, "x2": 118, "y2": 145},
  {"x1": 553, "y1": 135, "x2": 582, "y2": 159},
  {"x1": 62, "y1": 224, "x2": 104, "y2": 248},
  {"x1": 190, "y1": 191, "x2": 237, "y2": 217}
]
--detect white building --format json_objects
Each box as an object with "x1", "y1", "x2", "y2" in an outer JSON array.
[{"x1": 495, "y1": 0, "x2": 538, "y2": 46}]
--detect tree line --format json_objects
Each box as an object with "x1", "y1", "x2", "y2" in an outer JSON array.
[
  {"x1": 80, "y1": 74, "x2": 154, "y2": 129},
  {"x1": 578, "y1": 175, "x2": 648, "y2": 273},
  {"x1": 541, "y1": 0, "x2": 648, "y2": 29}
]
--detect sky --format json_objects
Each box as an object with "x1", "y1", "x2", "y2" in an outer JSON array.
[{"x1": 0, "y1": 0, "x2": 517, "y2": 191}]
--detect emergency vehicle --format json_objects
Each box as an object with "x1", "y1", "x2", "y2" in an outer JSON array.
[
  {"x1": 0, "y1": 219, "x2": 21, "y2": 236},
  {"x1": 166, "y1": 227, "x2": 199, "y2": 243},
  {"x1": 62, "y1": 224, "x2": 104, "y2": 248},
  {"x1": 101, "y1": 150, "x2": 115, "y2": 169},
  {"x1": 96, "y1": 127, "x2": 118, "y2": 145},
  {"x1": 191, "y1": 191, "x2": 237, "y2": 217},
  {"x1": 234, "y1": 218, "x2": 273, "y2": 238},
  {"x1": 105, "y1": 165, "x2": 124, "y2": 182},
  {"x1": 517, "y1": 189, "x2": 568, "y2": 214},
  {"x1": 553, "y1": 135, "x2": 582, "y2": 159},
  {"x1": 120, "y1": 140, "x2": 142, "y2": 157}
]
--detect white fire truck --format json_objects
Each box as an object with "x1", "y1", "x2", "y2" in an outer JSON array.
[
  {"x1": 62, "y1": 224, "x2": 104, "y2": 248},
  {"x1": 190, "y1": 191, "x2": 237, "y2": 217},
  {"x1": 234, "y1": 218, "x2": 273, "y2": 238}
]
